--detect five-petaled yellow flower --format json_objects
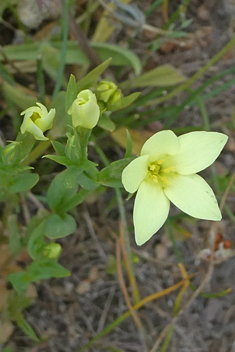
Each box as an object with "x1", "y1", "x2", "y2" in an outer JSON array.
[
  {"x1": 21, "y1": 103, "x2": 55, "y2": 141},
  {"x1": 122, "y1": 130, "x2": 228, "y2": 246}
]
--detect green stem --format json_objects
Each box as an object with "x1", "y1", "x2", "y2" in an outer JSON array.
[
  {"x1": 22, "y1": 140, "x2": 51, "y2": 166},
  {"x1": 196, "y1": 96, "x2": 210, "y2": 132},
  {"x1": 94, "y1": 142, "x2": 140, "y2": 303},
  {"x1": 166, "y1": 220, "x2": 183, "y2": 264},
  {"x1": 115, "y1": 187, "x2": 140, "y2": 303}
]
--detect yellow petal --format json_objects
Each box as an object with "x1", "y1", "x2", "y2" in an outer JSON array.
[
  {"x1": 140, "y1": 130, "x2": 180, "y2": 160},
  {"x1": 164, "y1": 173, "x2": 221, "y2": 220},
  {"x1": 165, "y1": 131, "x2": 228, "y2": 175},
  {"x1": 35, "y1": 108, "x2": 55, "y2": 131},
  {"x1": 122, "y1": 155, "x2": 149, "y2": 193},
  {"x1": 25, "y1": 119, "x2": 48, "y2": 140},
  {"x1": 134, "y1": 180, "x2": 170, "y2": 245}
]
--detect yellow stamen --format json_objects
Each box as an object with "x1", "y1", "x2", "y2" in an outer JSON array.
[
  {"x1": 162, "y1": 166, "x2": 174, "y2": 173},
  {"x1": 159, "y1": 175, "x2": 170, "y2": 184},
  {"x1": 152, "y1": 175, "x2": 158, "y2": 183}
]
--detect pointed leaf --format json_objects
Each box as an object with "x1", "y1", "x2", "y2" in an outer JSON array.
[{"x1": 120, "y1": 65, "x2": 186, "y2": 89}]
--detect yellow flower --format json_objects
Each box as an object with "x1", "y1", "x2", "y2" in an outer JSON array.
[
  {"x1": 68, "y1": 89, "x2": 100, "y2": 129},
  {"x1": 20, "y1": 103, "x2": 55, "y2": 141},
  {"x1": 122, "y1": 130, "x2": 228, "y2": 246}
]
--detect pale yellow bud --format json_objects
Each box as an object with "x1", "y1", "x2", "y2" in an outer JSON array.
[
  {"x1": 96, "y1": 80, "x2": 118, "y2": 103},
  {"x1": 43, "y1": 243, "x2": 62, "y2": 259},
  {"x1": 68, "y1": 89, "x2": 100, "y2": 129},
  {"x1": 20, "y1": 103, "x2": 55, "y2": 141}
]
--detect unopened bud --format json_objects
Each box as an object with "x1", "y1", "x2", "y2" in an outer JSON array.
[{"x1": 68, "y1": 89, "x2": 100, "y2": 129}]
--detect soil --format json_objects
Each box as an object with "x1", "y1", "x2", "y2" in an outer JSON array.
[{"x1": 1, "y1": 1, "x2": 235, "y2": 352}]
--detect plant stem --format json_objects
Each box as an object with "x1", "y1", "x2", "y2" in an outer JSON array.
[{"x1": 93, "y1": 141, "x2": 140, "y2": 303}]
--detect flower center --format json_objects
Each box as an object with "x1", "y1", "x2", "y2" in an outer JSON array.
[
  {"x1": 31, "y1": 112, "x2": 40, "y2": 123},
  {"x1": 148, "y1": 160, "x2": 174, "y2": 185}
]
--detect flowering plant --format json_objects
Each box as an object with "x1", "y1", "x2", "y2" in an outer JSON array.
[{"x1": 122, "y1": 130, "x2": 228, "y2": 245}]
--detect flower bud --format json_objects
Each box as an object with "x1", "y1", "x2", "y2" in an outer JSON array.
[
  {"x1": 20, "y1": 103, "x2": 55, "y2": 141},
  {"x1": 65, "y1": 132, "x2": 80, "y2": 164},
  {"x1": 43, "y1": 243, "x2": 62, "y2": 259},
  {"x1": 68, "y1": 89, "x2": 100, "y2": 129},
  {"x1": 96, "y1": 80, "x2": 122, "y2": 108},
  {"x1": 2, "y1": 142, "x2": 19, "y2": 164}
]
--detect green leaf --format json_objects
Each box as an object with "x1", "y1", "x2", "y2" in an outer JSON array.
[
  {"x1": 51, "y1": 141, "x2": 66, "y2": 156},
  {"x1": 8, "y1": 173, "x2": 39, "y2": 193},
  {"x1": 124, "y1": 130, "x2": 132, "y2": 158},
  {"x1": 7, "y1": 215, "x2": 23, "y2": 254},
  {"x1": 23, "y1": 210, "x2": 50, "y2": 245},
  {"x1": 108, "y1": 92, "x2": 141, "y2": 112},
  {"x1": 47, "y1": 168, "x2": 80, "y2": 212},
  {"x1": 66, "y1": 74, "x2": 77, "y2": 112},
  {"x1": 15, "y1": 315, "x2": 39, "y2": 342},
  {"x1": 92, "y1": 43, "x2": 142, "y2": 75},
  {"x1": 27, "y1": 221, "x2": 47, "y2": 260},
  {"x1": 120, "y1": 64, "x2": 186, "y2": 89},
  {"x1": 98, "y1": 114, "x2": 116, "y2": 132},
  {"x1": 76, "y1": 58, "x2": 112, "y2": 91},
  {"x1": 27, "y1": 259, "x2": 70, "y2": 280},
  {"x1": 45, "y1": 213, "x2": 77, "y2": 239},
  {"x1": 43, "y1": 155, "x2": 69, "y2": 166},
  {"x1": 2, "y1": 82, "x2": 37, "y2": 110},
  {"x1": 41, "y1": 44, "x2": 66, "y2": 83},
  {"x1": 98, "y1": 157, "x2": 135, "y2": 188},
  {"x1": 77, "y1": 171, "x2": 99, "y2": 191},
  {"x1": 49, "y1": 91, "x2": 68, "y2": 138},
  {"x1": 60, "y1": 188, "x2": 92, "y2": 213},
  {"x1": 8, "y1": 272, "x2": 31, "y2": 293},
  {"x1": 15, "y1": 132, "x2": 35, "y2": 162},
  {"x1": 7, "y1": 292, "x2": 32, "y2": 317}
]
